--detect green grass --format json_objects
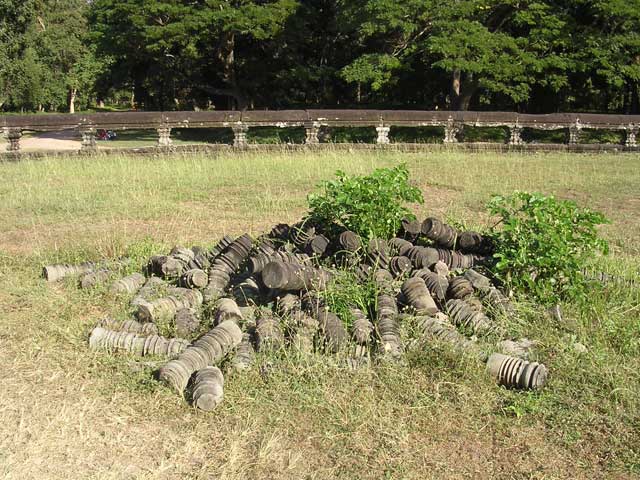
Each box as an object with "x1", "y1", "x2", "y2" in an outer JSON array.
[{"x1": 0, "y1": 150, "x2": 639, "y2": 479}]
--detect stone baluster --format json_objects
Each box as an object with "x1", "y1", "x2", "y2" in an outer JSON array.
[
  {"x1": 568, "y1": 120, "x2": 582, "y2": 145},
  {"x1": 625, "y1": 125, "x2": 638, "y2": 148},
  {"x1": 509, "y1": 125, "x2": 523, "y2": 145},
  {"x1": 5, "y1": 128, "x2": 22, "y2": 152},
  {"x1": 443, "y1": 117, "x2": 460, "y2": 144},
  {"x1": 80, "y1": 128, "x2": 97, "y2": 150},
  {"x1": 305, "y1": 122, "x2": 320, "y2": 145},
  {"x1": 376, "y1": 126, "x2": 390, "y2": 145},
  {"x1": 157, "y1": 125, "x2": 172, "y2": 147},
  {"x1": 232, "y1": 124, "x2": 248, "y2": 148}
]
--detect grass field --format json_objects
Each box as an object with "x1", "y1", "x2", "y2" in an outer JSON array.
[{"x1": 0, "y1": 150, "x2": 639, "y2": 479}]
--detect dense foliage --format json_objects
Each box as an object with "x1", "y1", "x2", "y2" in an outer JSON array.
[
  {"x1": 307, "y1": 164, "x2": 424, "y2": 240},
  {"x1": 1, "y1": 0, "x2": 639, "y2": 113},
  {"x1": 488, "y1": 192, "x2": 609, "y2": 305}
]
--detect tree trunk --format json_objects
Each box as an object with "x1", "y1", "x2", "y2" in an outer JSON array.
[
  {"x1": 217, "y1": 32, "x2": 248, "y2": 110},
  {"x1": 451, "y1": 71, "x2": 478, "y2": 111},
  {"x1": 69, "y1": 88, "x2": 77, "y2": 114}
]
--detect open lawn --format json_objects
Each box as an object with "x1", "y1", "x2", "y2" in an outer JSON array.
[{"x1": 0, "y1": 150, "x2": 639, "y2": 479}]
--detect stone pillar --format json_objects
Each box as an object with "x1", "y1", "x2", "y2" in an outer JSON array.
[
  {"x1": 568, "y1": 121, "x2": 582, "y2": 145},
  {"x1": 5, "y1": 128, "x2": 22, "y2": 152},
  {"x1": 80, "y1": 128, "x2": 97, "y2": 150},
  {"x1": 305, "y1": 122, "x2": 320, "y2": 145},
  {"x1": 157, "y1": 125, "x2": 172, "y2": 147},
  {"x1": 443, "y1": 118, "x2": 460, "y2": 144},
  {"x1": 232, "y1": 124, "x2": 248, "y2": 148},
  {"x1": 376, "y1": 126, "x2": 391, "y2": 144},
  {"x1": 625, "y1": 126, "x2": 638, "y2": 148},
  {"x1": 509, "y1": 125, "x2": 523, "y2": 145}
]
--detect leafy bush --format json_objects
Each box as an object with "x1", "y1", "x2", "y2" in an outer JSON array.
[
  {"x1": 487, "y1": 191, "x2": 609, "y2": 305},
  {"x1": 307, "y1": 164, "x2": 424, "y2": 239}
]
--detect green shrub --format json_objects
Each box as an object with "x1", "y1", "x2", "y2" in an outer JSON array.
[
  {"x1": 307, "y1": 164, "x2": 424, "y2": 240},
  {"x1": 487, "y1": 191, "x2": 609, "y2": 305}
]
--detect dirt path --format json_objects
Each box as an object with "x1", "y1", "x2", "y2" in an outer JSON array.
[{"x1": 19, "y1": 130, "x2": 82, "y2": 152}]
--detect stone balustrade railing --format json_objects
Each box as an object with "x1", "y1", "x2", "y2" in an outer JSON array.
[{"x1": 1, "y1": 110, "x2": 639, "y2": 152}]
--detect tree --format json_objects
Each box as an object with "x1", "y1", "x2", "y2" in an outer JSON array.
[{"x1": 338, "y1": 0, "x2": 571, "y2": 110}]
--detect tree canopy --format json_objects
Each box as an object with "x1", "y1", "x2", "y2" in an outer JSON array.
[{"x1": 1, "y1": 0, "x2": 639, "y2": 113}]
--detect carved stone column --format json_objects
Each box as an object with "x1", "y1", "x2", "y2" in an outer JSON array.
[
  {"x1": 232, "y1": 124, "x2": 248, "y2": 148},
  {"x1": 157, "y1": 125, "x2": 172, "y2": 147},
  {"x1": 443, "y1": 118, "x2": 460, "y2": 144},
  {"x1": 376, "y1": 126, "x2": 391, "y2": 144},
  {"x1": 80, "y1": 128, "x2": 97, "y2": 150},
  {"x1": 5, "y1": 128, "x2": 22, "y2": 152},
  {"x1": 509, "y1": 125, "x2": 523, "y2": 145},
  {"x1": 568, "y1": 121, "x2": 582, "y2": 144},
  {"x1": 305, "y1": 122, "x2": 320, "y2": 144},
  {"x1": 625, "y1": 125, "x2": 638, "y2": 148}
]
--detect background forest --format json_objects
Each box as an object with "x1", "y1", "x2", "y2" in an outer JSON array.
[{"x1": 1, "y1": 0, "x2": 639, "y2": 114}]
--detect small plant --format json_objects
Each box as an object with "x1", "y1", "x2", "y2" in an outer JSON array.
[
  {"x1": 487, "y1": 191, "x2": 609, "y2": 305},
  {"x1": 307, "y1": 164, "x2": 424, "y2": 240}
]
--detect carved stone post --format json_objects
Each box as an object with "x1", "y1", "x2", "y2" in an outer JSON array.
[
  {"x1": 305, "y1": 122, "x2": 320, "y2": 145},
  {"x1": 625, "y1": 125, "x2": 638, "y2": 148},
  {"x1": 443, "y1": 117, "x2": 460, "y2": 144},
  {"x1": 376, "y1": 126, "x2": 391, "y2": 144},
  {"x1": 508, "y1": 125, "x2": 523, "y2": 145},
  {"x1": 232, "y1": 124, "x2": 248, "y2": 148},
  {"x1": 157, "y1": 125, "x2": 172, "y2": 147},
  {"x1": 80, "y1": 128, "x2": 97, "y2": 150},
  {"x1": 568, "y1": 121, "x2": 582, "y2": 145},
  {"x1": 5, "y1": 128, "x2": 22, "y2": 152}
]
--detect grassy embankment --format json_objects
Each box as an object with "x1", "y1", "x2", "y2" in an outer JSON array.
[{"x1": 0, "y1": 150, "x2": 638, "y2": 479}]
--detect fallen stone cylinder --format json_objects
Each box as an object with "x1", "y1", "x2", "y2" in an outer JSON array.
[
  {"x1": 388, "y1": 237, "x2": 413, "y2": 256},
  {"x1": 389, "y1": 256, "x2": 412, "y2": 277},
  {"x1": 159, "y1": 320, "x2": 243, "y2": 393},
  {"x1": 192, "y1": 366, "x2": 224, "y2": 411},
  {"x1": 261, "y1": 261, "x2": 331, "y2": 291},
  {"x1": 338, "y1": 230, "x2": 362, "y2": 252},
  {"x1": 317, "y1": 309, "x2": 348, "y2": 353},
  {"x1": 421, "y1": 217, "x2": 458, "y2": 249},
  {"x1": 203, "y1": 268, "x2": 231, "y2": 303},
  {"x1": 208, "y1": 235, "x2": 235, "y2": 260},
  {"x1": 43, "y1": 262, "x2": 94, "y2": 282},
  {"x1": 405, "y1": 246, "x2": 439, "y2": 269},
  {"x1": 350, "y1": 307, "x2": 374, "y2": 345},
  {"x1": 229, "y1": 333, "x2": 256, "y2": 372},
  {"x1": 233, "y1": 276, "x2": 262, "y2": 306},
  {"x1": 248, "y1": 250, "x2": 310, "y2": 275},
  {"x1": 255, "y1": 311, "x2": 285, "y2": 351},
  {"x1": 147, "y1": 255, "x2": 184, "y2": 279},
  {"x1": 96, "y1": 317, "x2": 159, "y2": 336},
  {"x1": 175, "y1": 307, "x2": 201, "y2": 338},
  {"x1": 79, "y1": 269, "x2": 111, "y2": 289},
  {"x1": 486, "y1": 353, "x2": 548, "y2": 390},
  {"x1": 131, "y1": 277, "x2": 166, "y2": 308},
  {"x1": 211, "y1": 234, "x2": 253, "y2": 275},
  {"x1": 376, "y1": 294, "x2": 402, "y2": 357},
  {"x1": 413, "y1": 269, "x2": 449, "y2": 304},
  {"x1": 401, "y1": 277, "x2": 438, "y2": 315},
  {"x1": 401, "y1": 218, "x2": 422, "y2": 241},
  {"x1": 136, "y1": 289, "x2": 203, "y2": 323},
  {"x1": 215, "y1": 298, "x2": 243, "y2": 324},
  {"x1": 110, "y1": 273, "x2": 146, "y2": 295},
  {"x1": 276, "y1": 293, "x2": 302, "y2": 317},
  {"x1": 446, "y1": 299, "x2": 493, "y2": 335},
  {"x1": 89, "y1": 327, "x2": 189, "y2": 357},
  {"x1": 306, "y1": 234, "x2": 330, "y2": 257},
  {"x1": 415, "y1": 314, "x2": 478, "y2": 354},
  {"x1": 447, "y1": 276, "x2": 474, "y2": 299},
  {"x1": 457, "y1": 231, "x2": 493, "y2": 254},
  {"x1": 178, "y1": 269, "x2": 208, "y2": 289}
]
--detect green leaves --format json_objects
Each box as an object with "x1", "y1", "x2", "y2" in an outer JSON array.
[
  {"x1": 488, "y1": 191, "x2": 609, "y2": 305},
  {"x1": 307, "y1": 164, "x2": 424, "y2": 240}
]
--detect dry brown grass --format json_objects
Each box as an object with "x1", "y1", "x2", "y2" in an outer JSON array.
[{"x1": 0, "y1": 150, "x2": 639, "y2": 479}]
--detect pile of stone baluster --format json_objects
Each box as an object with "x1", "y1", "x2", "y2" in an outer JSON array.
[{"x1": 45, "y1": 215, "x2": 548, "y2": 411}]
